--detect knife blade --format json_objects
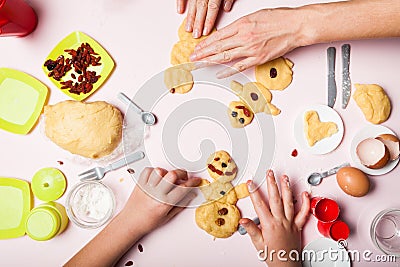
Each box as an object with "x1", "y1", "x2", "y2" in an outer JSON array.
[
  {"x1": 342, "y1": 44, "x2": 351, "y2": 109},
  {"x1": 327, "y1": 47, "x2": 337, "y2": 108}
]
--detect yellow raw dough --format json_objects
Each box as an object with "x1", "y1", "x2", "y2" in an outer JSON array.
[
  {"x1": 255, "y1": 57, "x2": 294, "y2": 90},
  {"x1": 227, "y1": 101, "x2": 254, "y2": 128},
  {"x1": 44, "y1": 100, "x2": 123, "y2": 159},
  {"x1": 353, "y1": 84, "x2": 391, "y2": 124},
  {"x1": 164, "y1": 66, "x2": 194, "y2": 94},
  {"x1": 206, "y1": 150, "x2": 238, "y2": 182},
  {"x1": 304, "y1": 110, "x2": 338, "y2": 147},
  {"x1": 231, "y1": 81, "x2": 281, "y2": 116}
]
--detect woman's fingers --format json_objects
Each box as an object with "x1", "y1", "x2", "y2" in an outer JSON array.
[
  {"x1": 203, "y1": 0, "x2": 221, "y2": 35},
  {"x1": 280, "y1": 175, "x2": 295, "y2": 222},
  {"x1": 194, "y1": 23, "x2": 238, "y2": 51},
  {"x1": 186, "y1": 0, "x2": 197, "y2": 32},
  {"x1": 223, "y1": 0, "x2": 234, "y2": 11},
  {"x1": 147, "y1": 168, "x2": 168, "y2": 187},
  {"x1": 193, "y1": 0, "x2": 209, "y2": 38},
  {"x1": 248, "y1": 180, "x2": 272, "y2": 227},
  {"x1": 239, "y1": 218, "x2": 264, "y2": 250},
  {"x1": 177, "y1": 0, "x2": 186, "y2": 13},
  {"x1": 266, "y1": 170, "x2": 285, "y2": 219},
  {"x1": 158, "y1": 169, "x2": 188, "y2": 194},
  {"x1": 294, "y1": 191, "x2": 311, "y2": 230},
  {"x1": 215, "y1": 56, "x2": 257, "y2": 78}
]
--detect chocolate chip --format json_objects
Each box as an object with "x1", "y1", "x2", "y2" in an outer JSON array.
[
  {"x1": 125, "y1": 261, "x2": 134, "y2": 266},
  {"x1": 270, "y1": 68, "x2": 278, "y2": 78},
  {"x1": 251, "y1": 93, "x2": 258, "y2": 101},
  {"x1": 215, "y1": 218, "x2": 225, "y2": 226},
  {"x1": 218, "y1": 208, "x2": 228, "y2": 215},
  {"x1": 221, "y1": 163, "x2": 227, "y2": 168},
  {"x1": 220, "y1": 191, "x2": 225, "y2": 195},
  {"x1": 127, "y1": 168, "x2": 135, "y2": 174},
  {"x1": 170, "y1": 88, "x2": 175, "y2": 93},
  {"x1": 138, "y1": 244, "x2": 143, "y2": 253},
  {"x1": 239, "y1": 118, "x2": 245, "y2": 124},
  {"x1": 231, "y1": 111, "x2": 238, "y2": 117}
]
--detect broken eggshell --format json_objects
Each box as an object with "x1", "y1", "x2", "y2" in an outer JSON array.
[
  {"x1": 376, "y1": 134, "x2": 400, "y2": 161},
  {"x1": 356, "y1": 138, "x2": 390, "y2": 169}
]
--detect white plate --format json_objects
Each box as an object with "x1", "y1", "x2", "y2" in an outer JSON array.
[
  {"x1": 350, "y1": 125, "x2": 399, "y2": 175},
  {"x1": 302, "y1": 238, "x2": 351, "y2": 267},
  {"x1": 294, "y1": 104, "x2": 344, "y2": 155}
]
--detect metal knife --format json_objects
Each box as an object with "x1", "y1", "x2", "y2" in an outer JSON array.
[
  {"x1": 342, "y1": 44, "x2": 351, "y2": 109},
  {"x1": 327, "y1": 47, "x2": 337, "y2": 108}
]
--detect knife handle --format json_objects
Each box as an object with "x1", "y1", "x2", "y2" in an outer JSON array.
[
  {"x1": 342, "y1": 44, "x2": 351, "y2": 72},
  {"x1": 327, "y1": 47, "x2": 336, "y2": 76}
]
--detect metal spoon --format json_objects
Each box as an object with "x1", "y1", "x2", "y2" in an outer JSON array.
[
  {"x1": 118, "y1": 92, "x2": 156, "y2": 126},
  {"x1": 307, "y1": 162, "x2": 350, "y2": 186}
]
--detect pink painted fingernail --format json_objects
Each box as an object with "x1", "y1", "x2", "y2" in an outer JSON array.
[
  {"x1": 267, "y1": 170, "x2": 274, "y2": 177},
  {"x1": 203, "y1": 27, "x2": 209, "y2": 36},
  {"x1": 224, "y1": 1, "x2": 233, "y2": 11},
  {"x1": 186, "y1": 22, "x2": 191, "y2": 32}
]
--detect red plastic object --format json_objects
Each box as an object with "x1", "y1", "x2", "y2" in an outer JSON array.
[
  {"x1": 311, "y1": 197, "x2": 340, "y2": 223},
  {"x1": 0, "y1": 0, "x2": 37, "y2": 37},
  {"x1": 317, "y1": 220, "x2": 350, "y2": 241}
]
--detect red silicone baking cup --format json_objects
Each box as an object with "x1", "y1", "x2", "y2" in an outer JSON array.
[
  {"x1": 311, "y1": 197, "x2": 340, "y2": 223},
  {"x1": 317, "y1": 220, "x2": 350, "y2": 241}
]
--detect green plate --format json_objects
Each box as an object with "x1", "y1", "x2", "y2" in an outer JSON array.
[
  {"x1": 42, "y1": 31, "x2": 115, "y2": 101},
  {"x1": 0, "y1": 68, "x2": 48, "y2": 135},
  {"x1": 0, "y1": 178, "x2": 33, "y2": 239}
]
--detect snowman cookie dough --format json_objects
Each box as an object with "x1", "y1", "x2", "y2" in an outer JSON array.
[
  {"x1": 195, "y1": 151, "x2": 249, "y2": 238},
  {"x1": 255, "y1": 57, "x2": 294, "y2": 90},
  {"x1": 231, "y1": 81, "x2": 281, "y2": 116}
]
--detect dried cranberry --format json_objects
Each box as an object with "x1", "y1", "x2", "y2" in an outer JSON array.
[
  {"x1": 218, "y1": 208, "x2": 228, "y2": 215},
  {"x1": 138, "y1": 244, "x2": 143, "y2": 253},
  {"x1": 214, "y1": 157, "x2": 220, "y2": 161},
  {"x1": 291, "y1": 149, "x2": 298, "y2": 157},
  {"x1": 208, "y1": 164, "x2": 223, "y2": 176},
  {"x1": 125, "y1": 261, "x2": 134, "y2": 266},
  {"x1": 215, "y1": 218, "x2": 225, "y2": 226},
  {"x1": 127, "y1": 168, "x2": 135, "y2": 174},
  {"x1": 270, "y1": 68, "x2": 278, "y2": 78}
]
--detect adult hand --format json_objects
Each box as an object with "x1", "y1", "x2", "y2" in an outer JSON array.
[
  {"x1": 122, "y1": 167, "x2": 202, "y2": 234},
  {"x1": 176, "y1": 0, "x2": 235, "y2": 38},
  {"x1": 240, "y1": 170, "x2": 310, "y2": 266},
  {"x1": 190, "y1": 8, "x2": 308, "y2": 78}
]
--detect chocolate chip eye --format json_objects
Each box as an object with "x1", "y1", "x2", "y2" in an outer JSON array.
[
  {"x1": 215, "y1": 218, "x2": 225, "y2": 226},
  {"x1": 218, "y1": 208, "x2": 228, "y2": 215},
  {"x1": 214, "y1": 157, "x2": 220, "y2": 161},
  {"x1": 220, "y1": 190, "x2": 226, "y2": 195},
  {"x1": 221, "y1": 163, "x2": 227, "y2": 168},
  {"x1": 231, "y1": 111, "x2": 238, "y2": 117},
  {"x1": 239, "y1": 118, "x2": 245, "y2": 124},
  {"x1": 270, "y1": 67, "x2": 278, "y2": 78},
  {"x1": 251, "y1": 93, "x2": 258, "y2": 101}
]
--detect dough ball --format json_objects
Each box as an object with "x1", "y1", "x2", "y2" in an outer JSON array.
[{"x1": 44, "y1": 100, "x2": 123, "y2": 159}]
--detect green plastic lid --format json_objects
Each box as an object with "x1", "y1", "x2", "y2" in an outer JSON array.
[
  {"x1": 31, "y1": 168, "x2": 66, "y2": 202},
  {"x1": 26, "y1": 206, "x2": 61, "y2": 241}
]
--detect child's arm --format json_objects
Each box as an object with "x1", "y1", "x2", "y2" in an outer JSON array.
[
  {"x1": 65, "y1": 167, "x2": 201, "y2": 267},
  {"x1": 240, "y1": 170, "x2": 310, "y2": 267}
]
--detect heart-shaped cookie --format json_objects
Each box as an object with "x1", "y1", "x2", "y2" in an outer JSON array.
[{"x1": 304, "y1": 110, "x2": 338, "y2": 146}]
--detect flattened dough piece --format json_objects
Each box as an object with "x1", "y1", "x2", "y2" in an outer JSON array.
[
  {"x1": 304, "y1": 110, "x2": 338, "y2": 147},
  {"x1": 353, "y1": 83, "x2": 391, "y2": 124},
  {"x1": 195, "y1": 201, "x2": 240, "y2": 238},
  {"x1": 164, "y1": 66, "x2": 194, "y2": 94},
  {"x1": 44, "y1": 100, "x2": 123, "y2": 159},
  {"x1": 255, "y1": 57, "x2": 294, "y2": 90},
  {"x1": 170, "y1": 40, "x2": 197, "y2": 65}
]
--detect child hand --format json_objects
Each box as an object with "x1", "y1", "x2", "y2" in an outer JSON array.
[
  {"x1": 122, "y1": 167, "x2": 202, "y2": 235},
  {"x1": 240, "y1": 170, "x2": 310, "y2": 266}
]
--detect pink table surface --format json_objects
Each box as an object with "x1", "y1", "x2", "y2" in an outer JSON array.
[{"x1": 0, "y1": 0, "x2": 399, "y2": 266}]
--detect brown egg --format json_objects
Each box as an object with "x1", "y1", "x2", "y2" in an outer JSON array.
[{"x1": 336, "y1": 167, "x2": 370, "y2": 197}]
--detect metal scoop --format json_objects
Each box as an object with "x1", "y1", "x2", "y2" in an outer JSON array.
[
  {"x1": 118, "y1": 92, "x2": 156, "y2": 125},
  {"x1": 307, "y1": 162, "x2": 350, "y2": 186}
]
